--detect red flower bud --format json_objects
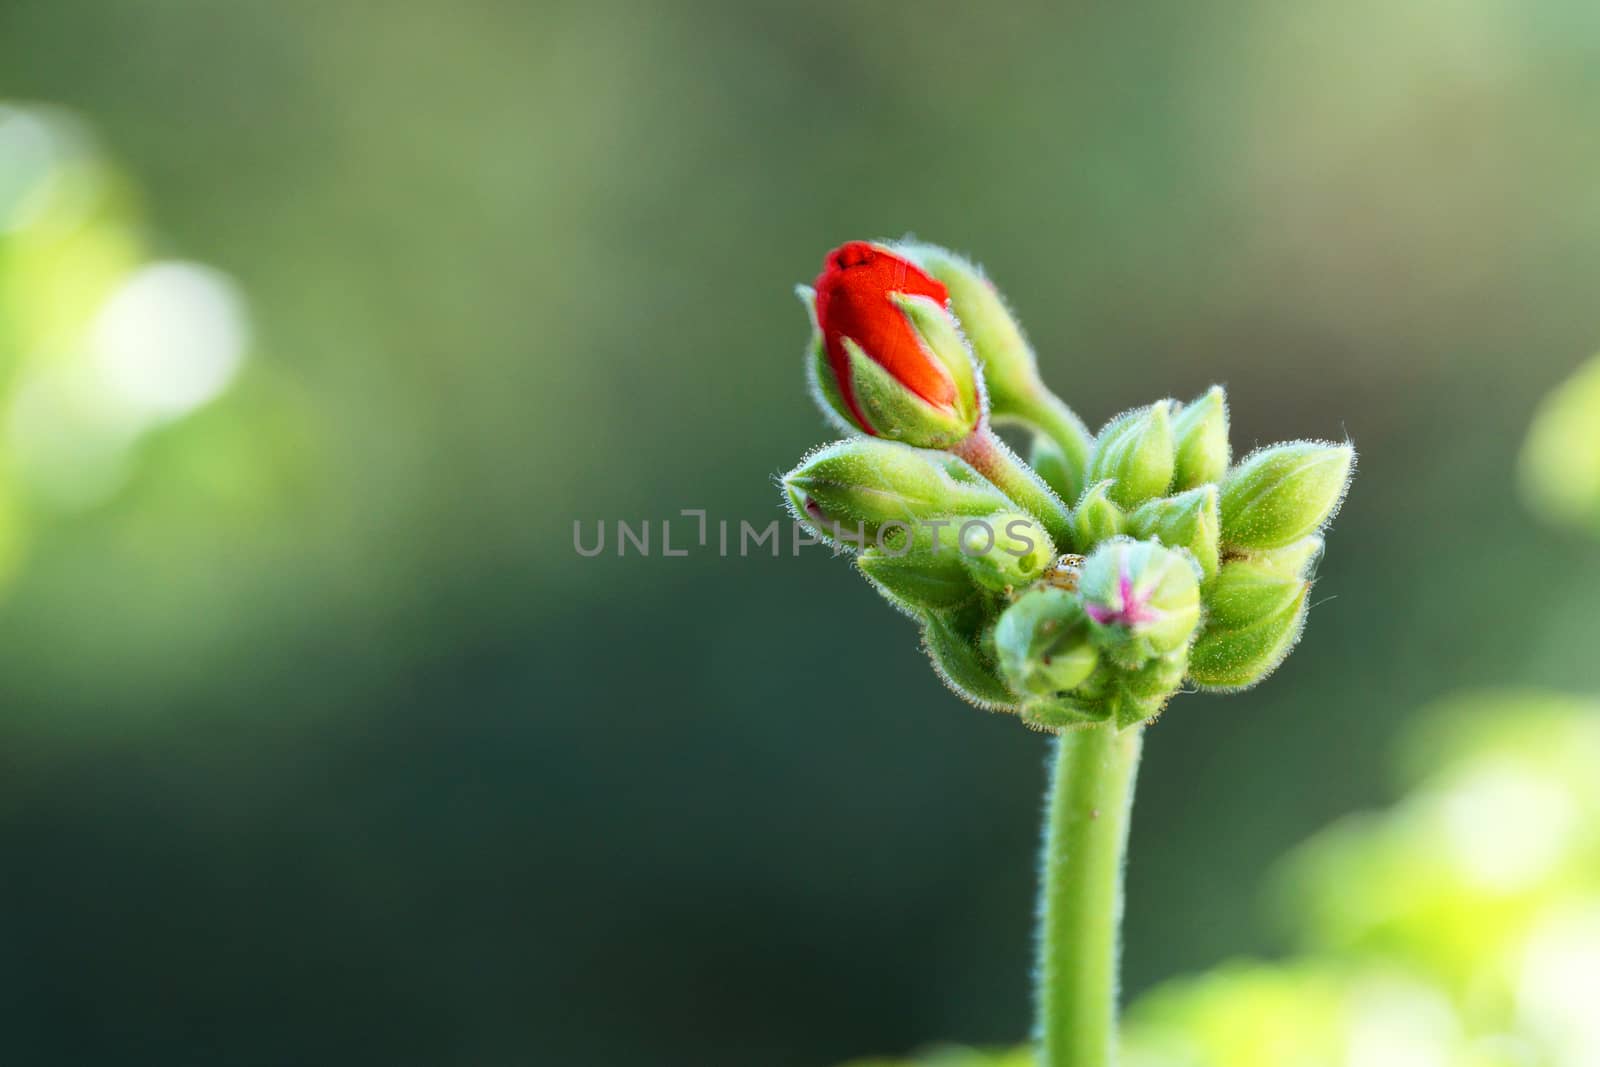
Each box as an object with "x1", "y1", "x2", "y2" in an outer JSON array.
[{"x1": 807, "y1": 241, "x2": 981, "y2": 445}]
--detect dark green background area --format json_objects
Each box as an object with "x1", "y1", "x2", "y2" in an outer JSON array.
[{"x1": 4, "y1": 1, "x2": 1600, "y2": 1064}]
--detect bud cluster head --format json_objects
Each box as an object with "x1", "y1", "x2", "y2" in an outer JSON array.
[
  {"x1": 991, "y1": 537, "x2": 1202, "y2": 730},
  {"x1": 785, "y1": 241, "x2": 1357, "y2": 732}
]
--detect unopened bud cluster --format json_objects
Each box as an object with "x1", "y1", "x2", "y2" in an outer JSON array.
[{"x1": 783, "y1": 240, "x2": 1355, "y2": 731}]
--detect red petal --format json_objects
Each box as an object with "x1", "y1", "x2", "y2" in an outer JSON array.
[{"x1": 813, "y1": 242, "x2": 957, "y2": 431}]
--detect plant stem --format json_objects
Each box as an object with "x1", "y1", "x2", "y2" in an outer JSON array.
[
  {"x1": 952, "y1": 426, "x2": 1073, "y2": 548},
  {"x1": 1035, "y1": 724, "x2": 1144, "y2": 1067},
  {"x1": 995, "y1": 389, "x2": 1094, "y2": 504}
]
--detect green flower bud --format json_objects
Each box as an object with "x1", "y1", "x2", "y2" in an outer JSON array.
[
  {"x1": 1188, "y1": 559, "x2": 1310, "y2": 690},
  {"x1": 1128, "y1": 486, "x2": 1221, "y2": 579},
  {"x1": 994, "y1": 587, "x2": 1101, "y2": 699},
  {"x1": 922, "y1": 606, "x2": 1014, "y2": 710},
  {"x1": 783, "y1": 438, "x2": 1015, "y2": 548},
  {"x1": 1170, "y1": 385, "x2": 1231, "y2": 490},
  {"x1": 959, "y1": 512, "x2": 1056, "y2": 594},
  {"x1": 1219, "y1": 441, "x2": 1354, "y2": 550},
  {"x1": 1072, "y1": 480, "x2": 1126, "y2": 551},
  {"x1": 1087, "y1": 401, "x2": 1176, "y2": 508},
  {"x1": 1079, "y1": 537, "x2": 1202, "y2": 669},
  {"x1": 1030, "y1": 432, "x2": 1075, "y2": 503}
]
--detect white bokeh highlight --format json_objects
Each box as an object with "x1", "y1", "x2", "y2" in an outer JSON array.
[{"x1": 90, "y1": 261, "x2": 249, "y2": 421}]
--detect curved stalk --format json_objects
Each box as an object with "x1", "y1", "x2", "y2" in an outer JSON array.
[{"x1": 995, "y1": 390, "x2": 1094, "y2": 504}]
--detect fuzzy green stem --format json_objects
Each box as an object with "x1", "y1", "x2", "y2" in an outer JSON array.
[
  {"x1": 995, "y1": 389, "x2": 1094, "y2": 503},
  {"x1": 1013, "y1": 391, "x2": 1093, "y2": 475},
  {"x1": 952, "y1": 426, "x2": 1073, "y2": 548},
  {"x1": 1036, "y1": 724, "x2": 1144, "y2": 1067}
]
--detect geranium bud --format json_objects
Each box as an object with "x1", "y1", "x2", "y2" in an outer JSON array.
[
  {"x1": 1188, "y1": 559, "x2": 1310, "y2": 690},
  {"x1": 1128, "y1": 485, "x2": 1221, "y2": 579},
  {"x1": 959, "y1": 512, "x2": 1056, "y2": 593},
  {"x1": 1073, "y1": 480, "x2": 1127, "y2": 552},
  {"x1": 994, "y1": 587, "x2": 1101, "y2": 699},
  {"x1": 1079, "y1": 537, "x2": 1202, "y2": 669},
  {"x1": 783, "y1": 438, "x2": 1014, "y2": 548},
  {"x1": 805, "y1": 242, "x2": 980, "y2": 448},
  {"x1": 1220, "y1": 442, "x2": 1354, "y2": 550},
  {"x1": 1030, "y1": 432, "x2": 1076, "y2": 502},
  {"x1": 1170, "y1": 386, "x2": 1231, "y2": 490},
  {"x1": 1087, "y1": 400, "x2": 1176, "y2": 508},
  {"x1": 921, "y1": 604, "x2": 1013, "y2": 709}
]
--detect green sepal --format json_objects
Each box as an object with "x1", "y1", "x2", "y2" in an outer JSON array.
[
  {"x1": 1128, "y1": 485, "x2": 1221, "y2": 579},
  {"x1": 1170, "y1": 386, "x2": 1231, "y2": 490},
  {"x1": 805, "y1": 331, "x2": 856, "y2": 438},
  {"x1": 1189, "y1": 559, "x2": 1310, "y2": 690},
  {"x1": 921, "y1": 604, "x2": 1015, "y2": 710},
  {"x1": 783, "y1": 438, "x2": 1015, "y2": 548},
  {"x1": 993, "y1": 587, "x2": 1101, "y2": 699},
  {"x1": 960, "y1": 512, "x2": 1056, "y2": 593},
  {"x1": 1079, "y1": 537, "x2": 1202, "y2": 669},
  {"x1": 1072, "y1": 480, "x2": 1126, "y2": 551},
  {"x1": 798, "y1": 282, "x2": 975, "y2": 445},
  {"x1": 889, "y1": 291, "x2": 980, "y2": 428},
  {"x1": 1219, "y1": 441, "x2": 1354, "y2": 550},
  {"x1": 1087, "y1": 400, "x2": 1177, "y2": 508},
  {"x1": 1074, "y1": 651, "x2": 1190, "y2": 729},
  {"x1": 857, "y1": 545, "x2": 978, "y2": 614},
  {"x1": 1019, "y1": 696, "x2": 1111, "y2": 732},
  {"x1": 1243, "y1": 534, "x2": 1324, "y2": 580},
  {"x1": 839, "y1": 337, "x2": 973, "y2": 448}
]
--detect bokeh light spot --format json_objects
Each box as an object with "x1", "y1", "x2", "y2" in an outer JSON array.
[{"x1": 90, "y1": 261, "x2": 249, "y2": 421}]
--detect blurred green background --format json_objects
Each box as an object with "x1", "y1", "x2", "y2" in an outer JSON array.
[{"x1": 4, "y1": 2, "x2": 1600, "y2": 1064}]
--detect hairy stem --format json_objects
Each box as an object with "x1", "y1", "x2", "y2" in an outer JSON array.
[
  {"x1": 952, "y1": 426, "x2": 1073, "y2": 548},
  {"x1": 995, "y1": 390, "x2": 1094, "y2": 504},
  {"x1": 1036, "y1": 724, "x2": 1144, "y2": 1067}
]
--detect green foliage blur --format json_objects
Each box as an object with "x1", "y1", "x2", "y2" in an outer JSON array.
[{"x1": 6, "y1": 2, "x2": 1600, "y2": 1064}]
